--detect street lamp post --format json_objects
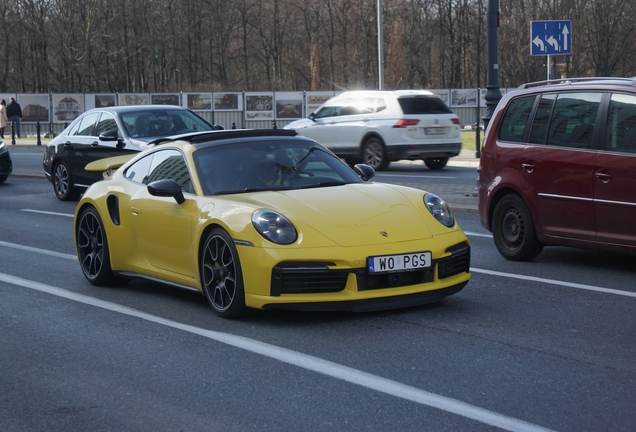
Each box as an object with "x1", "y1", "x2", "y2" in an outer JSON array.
[
  {"x1": 378, "y1": 0, "x2": 384, "y2": 90},
  {"x1": 482, "y1": 0, "x2": 502, "y2": 134}
]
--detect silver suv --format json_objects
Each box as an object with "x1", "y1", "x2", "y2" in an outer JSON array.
[{"x1": 284, "y1": 90, "x2": 462, "y2": 170}]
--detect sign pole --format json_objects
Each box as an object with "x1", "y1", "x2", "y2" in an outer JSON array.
[{"x1": 547, "y1": 55, "x2": 551, "y2": 80}]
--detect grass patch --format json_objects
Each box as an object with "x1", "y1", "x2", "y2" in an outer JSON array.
[{"x1": 461, "y1": 130, "x2": 483, "y2": 151}]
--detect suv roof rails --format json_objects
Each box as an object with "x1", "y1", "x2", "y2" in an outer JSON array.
[
  {"x1": 149, "y1": 129, "x2": 298, "y2": 146},
  {"x1": 519, "y1": 76, "x2": 636, "y2": 89}
]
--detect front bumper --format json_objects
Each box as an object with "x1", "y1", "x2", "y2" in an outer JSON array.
[{"x1": 0, "y1": 150, "x2": 12, "y2": 176}]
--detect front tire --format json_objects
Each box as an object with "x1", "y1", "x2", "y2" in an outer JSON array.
[
  {"x1": 492, "y1": 194, "x2": 543, "y2": 261},
  {"x1": 424, "y1": 157, "x2": 448, "y2": 170},
  {"x1": 201, "y1": 228, "x2": 246, "y2": 319},
  {"x1": 54, "y1": 161, "x2": 79, "y2": 201},
  {"x1": 0, "y1": 174, "x2": 7, "y2": 184},
  {"x1": 362, "y1": 137, "x2": 389, "y2": 170},
  {"x1": 77, "y1": 206, "x2": 120, "y2": 285}
]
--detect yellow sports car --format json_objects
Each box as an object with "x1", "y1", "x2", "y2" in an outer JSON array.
[{"x1": 74, "y1": 129, "x2": 470, "y2": 318}]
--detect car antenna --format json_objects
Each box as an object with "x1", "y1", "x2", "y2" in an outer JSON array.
[{"x1": 394, "y1": 77, "x2": 403, "y2": 90}]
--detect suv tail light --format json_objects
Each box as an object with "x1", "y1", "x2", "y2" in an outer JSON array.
[
  {"x1": 393, "y1": 119, "x2": 420, "y2": 128},
  {"x1": 451, "y1": 117, "x2": 461, "y2": 125}
]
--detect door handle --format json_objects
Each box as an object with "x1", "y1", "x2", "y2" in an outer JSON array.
[
  {"x1": 91, "y1": 141, "x2": 99, "y2": 147},
  {"x1": 521, "y1": 163, "x2": 535, "y2": 173},
  {"x1": 63, "y1": 141, "x2": 72, "y2": 147},
  {"x1": 595, "y1": 172, "x2": 613, "y2": 183},
  {"x1": 131, "y1": 206, "x2": 141, "y2": 215}
]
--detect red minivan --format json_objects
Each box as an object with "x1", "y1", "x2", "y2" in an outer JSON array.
[{"x1": 478, "y1": 77, "x2": 636, "y2": 260}]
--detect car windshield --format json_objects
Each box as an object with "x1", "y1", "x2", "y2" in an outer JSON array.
[
  {"x1": 193, "y1": 139, "x2": 364, "y2": 195},
  {"x1": 122, "y1": 108, "x2": 213, "y2": 139}
]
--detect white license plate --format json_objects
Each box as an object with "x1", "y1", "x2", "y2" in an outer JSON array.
[
  {"x1": 367, "y1": 251, "x2": 432, "y2": 274},
  {"x1": 424, "y1": 127, "x2": 446, "y2": 135}
]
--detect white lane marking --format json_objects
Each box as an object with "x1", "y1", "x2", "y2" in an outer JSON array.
[
  {"x1": 21, "y1": 209, "x2": 74, "y2": 218},
  {"x1": 464, "y1": 231, "x2": 493, "y2": 238},
  {"x1": 0, "y1": 239, "x2": 634, "y2": 299},
  {"x1": 0, "y1": 240, "x2": 76, "y2": 261},
  {"x1": 0, "y1": 271, "x2": 554, "y2": 432},
  {"x1": 471, "y1": 268, "x2": 636, "y2": 298}
]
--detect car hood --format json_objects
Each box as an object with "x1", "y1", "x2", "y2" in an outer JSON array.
[{"x1": 245, "y1": 183, "x2": 433, "y2": 247}]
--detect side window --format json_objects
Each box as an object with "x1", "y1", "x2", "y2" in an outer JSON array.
[
  {"x1": 314, "y1": 104, "x2": 342, "y2": 119},
  {"x1": 546, "y1": 92, "x2": 602, "y2": 149},
  {"x1": 124, "y1": 154, "x2": 153, "y2": 184},
  {"x1": 606, "y1": 93, "x2": 636, "y2": 153},
  {"x1": 498, "y1": 96, "x2": 537, "y2": 143},
  {"x1": 66, "y1": 118, "x2": 82, "y2": 136},
  {"x1": 145, "y1": 149, "x2": 192, "y2": 193},
  {"x1": 529, "y1": 94, "x2": 556, "y2": 144},
  {"x1": 94, "y1": 112, "x2": 119, "y2": 136},
  {"x1": 76, "y1": 112, "x2": 101, "y2": 136}
]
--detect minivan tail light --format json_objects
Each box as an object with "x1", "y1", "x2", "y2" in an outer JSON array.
[
  {"x1": 451, "y1": 117, "x2": 461, "y2": 125},
  {"x1": 393, "y1": 119, "x2": 420, "y2": 128}
]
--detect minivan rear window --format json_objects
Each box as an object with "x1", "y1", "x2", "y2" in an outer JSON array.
[{"x1": 398, "y1": 97, "x2": 452, "y2": 115}]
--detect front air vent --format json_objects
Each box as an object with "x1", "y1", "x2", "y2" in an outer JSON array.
[
  {"x1": 437, "y1": 243, "x2": 470, "y2": 279},
  {"x1": 271, "y1": 262, "x2": 348, "y2": 296}
]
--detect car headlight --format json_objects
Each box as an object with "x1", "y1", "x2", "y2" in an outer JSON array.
[
  {"x1": 252, "y1": 209, "x2": 297, "y2": 244},
  {"x1": 424, "y1": 193, "x2": 454, "y2": 227},
  {"x1": 0, "y1": 141, "x2": 6, "y2": 153}
]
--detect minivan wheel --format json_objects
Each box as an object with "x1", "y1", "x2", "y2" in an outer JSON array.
[
  {"x1": 424, "y1": 157, "x2": 448, "y2": 170},
  {"x1": 54, "y1": 161, "x2": 79, "y2": 201},
  {"x1": 362, "y1": 137, "x2": 389, "y2": 171},
  {"x1": 492, "y1": 194, "x2": 543, "y2": 261}
]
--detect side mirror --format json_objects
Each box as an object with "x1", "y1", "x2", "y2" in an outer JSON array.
[
  {"x1": 353, "y1": 164, "x2": 375, "y2": 181},
  {"x1": 99, "y1": 129, "x2": 126, "y2": 149},
  {"x1": 213, "y1": 124, "x2": 225, "y2": 130},
  {"x1": 147, "y1": 179, "x2": 185, "y2": 204},
  {"x1": 308, "y1": 113, "x2": 316, "y2": 122}
]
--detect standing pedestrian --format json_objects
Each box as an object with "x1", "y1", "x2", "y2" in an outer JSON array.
[
  {"x1": 7, "y1": 97, "x2": 22, "y2": 139},
  {"x1": 0, "y1": 100, "x2": 8, "y2": 139}
]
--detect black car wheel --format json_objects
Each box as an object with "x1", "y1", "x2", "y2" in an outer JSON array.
[
  {"x1": 54, "y1": 161, "x2": 79, "y2": 201},
  {"x1": 362, "y1": 137, "x2": 389, "y2": 171},
  {"x1": 424, "y1": 157, "x2": 449, "y2": 170},
  {"x1": 77, "y1": 206, "x2": 120, "y2": 285},
  {"x1": 201, "y1": 228, "x2": 246, "y2": 319},
  {"x1": 0, "y1": 174, "x2": 7, "y2": 184},
  {"x1": 492, "y1": 194, "x2": 543, "y2": 261}
]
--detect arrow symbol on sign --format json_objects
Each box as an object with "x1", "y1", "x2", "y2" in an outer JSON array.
[
  {"x1": 562, "y1": 25, "x2": 570, "y2": 51},
  {"x1": 547, "y1": 35, "x2": 559, "y2": 51},
  {"x1": 533, "y1": 36, "x2": 545, "y2": 52}
]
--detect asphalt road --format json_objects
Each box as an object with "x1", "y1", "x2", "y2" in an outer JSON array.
[{"x1": 1, "y1": 177, "x2": 635, "y2": 431}]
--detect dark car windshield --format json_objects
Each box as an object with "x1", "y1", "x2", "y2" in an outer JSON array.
[
  {"x1": 122, "y1": 108, "x2": 213, "y2": 139},
  {"x1": 193, "y1": 139, "x2": 364, "y2": 195}
]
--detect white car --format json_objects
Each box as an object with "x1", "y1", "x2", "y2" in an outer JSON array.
[{"x1": 284, "y1": 90, "x2": 462, "y2": 170}]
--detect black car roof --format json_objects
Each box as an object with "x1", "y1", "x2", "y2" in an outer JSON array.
[
  {"x1": 87, "y1": 104, "x2": 189, "y2": 114},
  {"x1": 150, "y1": 129, "x2": 299, "y2": 148}
]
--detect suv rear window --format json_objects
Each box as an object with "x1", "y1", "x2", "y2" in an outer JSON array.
[{"x1": 398, "y1": 96, "x2": 452, "y2": 115}]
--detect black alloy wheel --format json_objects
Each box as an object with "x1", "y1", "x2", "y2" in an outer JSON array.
[
  {"x1": 362, "y1": 137, "x2": 389, "y2": 171},
  {"x1": 201, "y1": 228, "x2": 246, "y2": 318},
  {"x1": 424, "y1": 157, "x2": 449, "y2": 170},
  {"x1": 54, "y1": 161, "x2": 79, "y2": 201},
  {"x1": 76, "y1": 206, "x2": 120, "y2": 285},
  {"x1": 492, "y1": 194, "x2": 543, "y2": 261}
]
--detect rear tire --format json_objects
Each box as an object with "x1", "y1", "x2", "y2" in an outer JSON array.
[
  {"x1": 54, "y1": 161, "x2": 79, "y2": 201},
  {"x1": 362, "y1": 137, "x2": 389, "y2": 171},
  {"x1": 0, "y1": 174, "x2": 7, "y2": 184},
  {"x1": 424, "y1": 157, "x2": 448, "y2": 170},
  {"x1": 492, "y1": 194, "x2": 543, "y2": 261}
]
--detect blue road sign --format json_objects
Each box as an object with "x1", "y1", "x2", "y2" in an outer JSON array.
[{"x1": 531, "y1": 20, "x2": 572, "y2": 56}]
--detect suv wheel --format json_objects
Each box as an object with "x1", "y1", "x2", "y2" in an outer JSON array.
[
  {"x1": 492, "y1": 194, "x2": 543, "y2": 261},
  {"x1": 362, "y1": 137, "x2": 389, "y2": 171},
  {"x1": 54, "y1": 161, "x2": 79, "y2": 201},
  {"x1": 424, "y1": 157, "x2": 448, "y2": 170}
]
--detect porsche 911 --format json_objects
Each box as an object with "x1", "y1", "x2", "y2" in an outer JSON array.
[{"x1": 74, "y1": 129, "x2": 470, "y2": 318}]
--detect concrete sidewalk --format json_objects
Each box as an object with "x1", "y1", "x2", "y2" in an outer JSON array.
[{"x1": 6, "y1": 137, "x2": 480, "y2": 213}]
